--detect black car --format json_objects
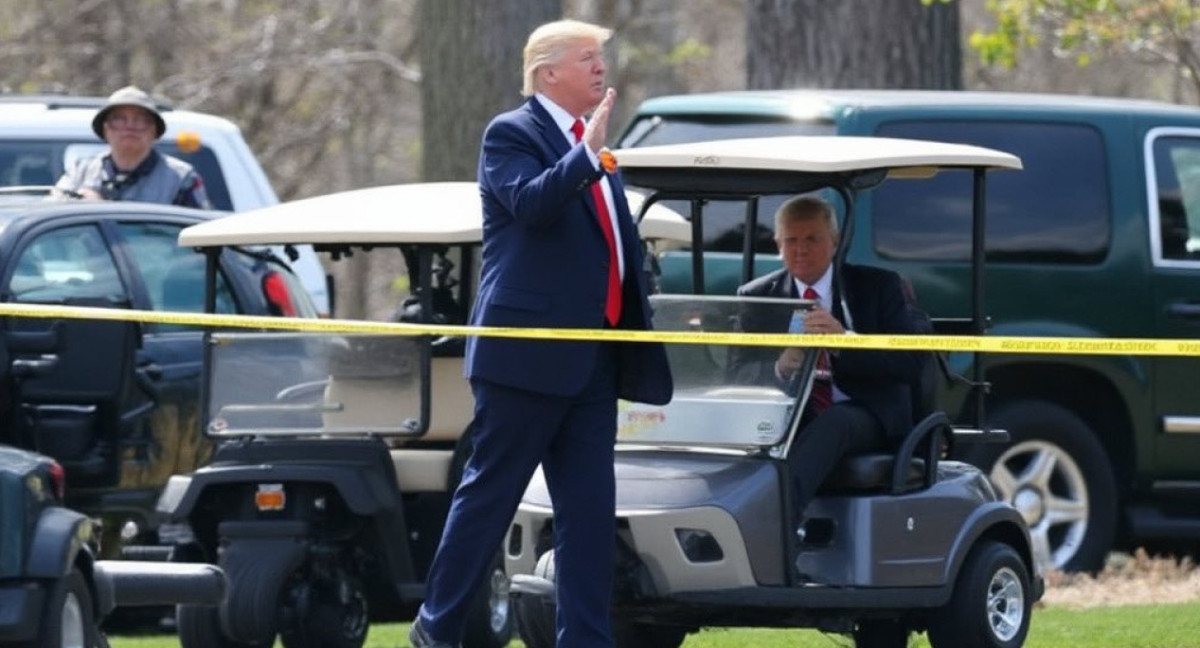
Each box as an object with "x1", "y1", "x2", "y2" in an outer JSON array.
[{"x1": 0, "y1": 197, "x2": 315, "y2": 555}]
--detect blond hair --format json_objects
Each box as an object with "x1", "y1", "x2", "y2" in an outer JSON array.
[
  {"x1": 774, "y1": 195, "x2": 839, "y2": 238},
  {"x1": 522, "y1": 19, "x2": 612, "y2": 97}
]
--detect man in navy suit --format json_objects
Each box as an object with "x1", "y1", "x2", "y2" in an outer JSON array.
[
  {"x1": 730, "y1": 196, "x2": 928, "y2": 530},
  {"x1": 411, "y1": 19, "x2": 672, "y2": 648}
]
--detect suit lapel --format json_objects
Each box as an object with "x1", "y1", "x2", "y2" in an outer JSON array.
[{"x1": 526, "y1": 97, "x2": 572, "y2": 159}]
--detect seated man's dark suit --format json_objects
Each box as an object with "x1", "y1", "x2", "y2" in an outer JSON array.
[{"x1": 732, "y1": 264, "x2": 927, "y2": 515}]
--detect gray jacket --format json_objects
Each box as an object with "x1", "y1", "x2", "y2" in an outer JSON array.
[{"x1": 55, "y1": 150, "x2": 212, "y2": 209}]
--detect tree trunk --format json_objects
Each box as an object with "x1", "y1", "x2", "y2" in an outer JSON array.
[
  {"x1": 419, "y1": 0, "x2": 561, "y2": 182},
  {"x1": 746, "y1": 0, "x2": 962, "y2": 90}
]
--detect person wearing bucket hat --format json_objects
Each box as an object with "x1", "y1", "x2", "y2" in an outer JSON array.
[{"x1": 52, "y1": 85, "x2": 212, "y2": 208}]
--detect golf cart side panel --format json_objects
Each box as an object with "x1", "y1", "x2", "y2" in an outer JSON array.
[{"x1": 797, "y1": 461, "x2": 996, "y2": 587}]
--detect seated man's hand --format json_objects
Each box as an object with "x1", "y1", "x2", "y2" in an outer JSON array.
[
  {"x1": 76, "y1": 188, "x2": 105, "y2": 201},
  {"x1": 802, "y1": 306, "x2": 846, "y2": 335}
]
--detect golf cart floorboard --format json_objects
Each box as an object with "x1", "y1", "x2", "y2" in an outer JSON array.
[{"x1": 666, "y1": 584, "x2": 950, "y2": 610}]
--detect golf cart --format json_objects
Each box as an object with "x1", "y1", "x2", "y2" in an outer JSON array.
[
  {"x1": 144, "y1": 182, "x2": 688, "y2": 648},
  {"x1": 506, "y1": 136, "x2": 1042, "y2": 648}
]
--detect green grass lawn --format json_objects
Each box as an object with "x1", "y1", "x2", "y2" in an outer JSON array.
[{"x1": 108, "y1": 601, "x2": 1200, "y2": 648}]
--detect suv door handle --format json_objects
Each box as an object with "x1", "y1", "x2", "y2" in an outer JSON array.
[
  {"x1": 137, "y1": 362, "x2": 164, "y2": 381},
  {"x1": 1167, "y1": 302, "x2": 1200, "y2": 321},
  {"x1": 11, "y1": 354, "x2": 58, "y2": 378}
]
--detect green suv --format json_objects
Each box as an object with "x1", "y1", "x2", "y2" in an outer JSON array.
[{"x1": 617, "y1": 89, "x2": 1200, "y2": 573}]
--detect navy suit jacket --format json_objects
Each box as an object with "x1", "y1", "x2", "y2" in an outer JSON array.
[
  {"x1": 467, "y1": 98, "x2": 672, "y2": 405},
  {"x1": 732, "y1": 265, "x2": 927, "y2": 440}
]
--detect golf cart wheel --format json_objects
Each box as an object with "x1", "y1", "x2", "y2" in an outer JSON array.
[
  {"x1": 278, "y1": 565, "x2": 369, "y2": 648},
  {"x1": 513, "y1": 551, "x2": 557, "y2": 648},
  {"x1": 35, "y1": 567, "x2": 97, "y2": 648},
  {"x1": 177, "y1": 605, "x2": 268, "y2": 648},
  {"x1": 462, "y1": 552, "x2": 514, "y2": 648},
  {"x1": 853, "y1": 618, "x2": 909, "y2": 648},
  {"x1": 973, "y1": 400, "x2": 1116, "y2": 573},
  {"x1": 927, "y1": 540, "x2": 1031, "y2": 648},
  {"x1": 612, "y1": 620, "x2": 687, "y2": 648}
]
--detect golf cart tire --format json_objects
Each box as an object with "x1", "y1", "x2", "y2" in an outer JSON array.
[
  {"x1": 612, "y1": 620, "x2": 687, "y2": 648},
  {"x1": 513, "y1": 551, "x2": 557, "y2": 648},
  {"x1": 979, "y1": 400, "x2": 1116, "y2": 573},
  {"x1": 852, "y1": 618, "x2": 909, "y2": 648},
  {"x1": 512, "y1": 550, "x2": 687, "y2": 648},
  {"x1": 278, "y1": 563, "x2": 369, "y2": 648},
  {"x1": 461, "y1": 552, "x2": 514, "y2": 648},
  {"x1": 34, "y1": 567, "x2": 98, "y2": 648},
  {"x1": 927, "y1": 540, "x2": 1031, "y2": 648},
  {"x1": 176, "y1": 605, "x2": 266, "y2": 648}
]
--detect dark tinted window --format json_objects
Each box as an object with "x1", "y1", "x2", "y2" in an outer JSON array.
[
  {"x1": 1151, "y1": 135, "x2": 1200, "y2": 262},
  {"x1": 873, "y1": 121, "x2": 1110, "y2": 263},
  {"x1": 0, "y1": 140, "x2": 232, "y2": 210},
  {"x1": 6, "y1": 224, "x2": 127, "y2": 303}
]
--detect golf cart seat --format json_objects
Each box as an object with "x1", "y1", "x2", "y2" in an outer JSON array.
[{"x1": 820, "y1": 298, "x2": 946, "y2": 495}]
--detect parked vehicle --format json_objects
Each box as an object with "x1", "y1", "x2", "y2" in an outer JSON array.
[
  {"x1": 617, "y1": 89, "x2": 1200, "y2": 573},
  {"x1": 146, "y1": 182, "x2": 689, "y2": 648},
  {"x1": 0, "y1": 93, "x2": 331, "y2": 314},
  {"x1": 0, "y1": 443, "x2": 224, "y2": 648},
  {"x1": 508, "y1": 135, "x2": 1039, "y2": 648},
  {"x1": 0, "y1": 198, "x2": 315, "y2": 556}
]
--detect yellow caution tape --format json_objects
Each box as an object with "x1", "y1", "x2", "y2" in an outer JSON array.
[{"x1": 2, "y1": 302, "x2": 1200, "y2": 356}]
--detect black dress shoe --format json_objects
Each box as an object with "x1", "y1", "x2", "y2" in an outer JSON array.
[{"x1": 409, "y1": 617, "x2": 460, "y2": 648}]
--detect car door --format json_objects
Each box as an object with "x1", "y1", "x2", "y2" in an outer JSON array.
[
  {"x1": 110, "y1": 219, "x2": 242, "y2": 483},
  {"x1": 0, "y1": 220, "x2": 145, "y2": 490},
  {"x1": 1146, "y1": 128, "x2": 1200, "y2": 483}
]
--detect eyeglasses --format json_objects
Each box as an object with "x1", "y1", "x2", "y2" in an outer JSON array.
[{"x1": 105, "y1": 112, "x2": 154, "y2": 130}]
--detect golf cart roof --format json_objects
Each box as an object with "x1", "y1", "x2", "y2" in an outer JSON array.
[
  {"x1": 178, "y1": 181, "x2": 690, "y2": 248},
  {"x1": 614, "y1": 135, "x2": 1022, "y2": 195}
]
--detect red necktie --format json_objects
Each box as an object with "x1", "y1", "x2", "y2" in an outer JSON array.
[
  {"x1": 803, "y1": 286, "x2": 833, "y2": 413},
  {"x1": 572, "y1": 119, "x2": 622, "y2": 326}
]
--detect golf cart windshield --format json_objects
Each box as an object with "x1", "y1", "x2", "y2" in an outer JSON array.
[
  {"x1": 618, "y1": 294, "x2": 817, "y2": 450},
  {"x1": 205, "y1": 332, "x2": 425, "y2": 437}
]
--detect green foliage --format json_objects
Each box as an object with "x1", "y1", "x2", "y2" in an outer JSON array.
[{"x1": 972, "y1": 0, "x2": 1200, "y2": 70}]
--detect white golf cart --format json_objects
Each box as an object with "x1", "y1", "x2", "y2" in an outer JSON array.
[
  {"x1": 146, "y1": 182, "x2": 687, "y2": 648},
  {"x1": 506, "y1": 136, "x2": 1043, "y2": 648}
]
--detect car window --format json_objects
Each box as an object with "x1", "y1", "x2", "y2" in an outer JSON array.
[
  {"x1": 5, "y1": 224, "x2": 127, "y2": 303},
  {"x1": 872, "y1": 120, "x2": 1111, "y2": 263},
  {"x1": 116, "y1": 222, "x2": 238, "y2": 324},
  {"x1": 1150, "y1": 134, "x2": 1200, "y2": 263},
  {"x1": 2, "y1": 140, "x2": 232, "y2": 211}
]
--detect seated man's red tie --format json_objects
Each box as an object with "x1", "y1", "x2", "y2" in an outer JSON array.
[
  {"x1": 572, "y1": 119, "x2": 622, "y2": 326},
  {"x1": 803, "y1": 286, "x2": 833, "y2": 413}
]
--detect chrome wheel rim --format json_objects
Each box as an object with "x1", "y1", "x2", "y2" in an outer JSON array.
[
  {"x1": 987, "y1": 566, "x2": 1025, "y2": 642},
  {"x1": 61, "y1": 590, "x2": 85, "y2": 648},
  {"x1": 989, "y1": 439, "x2": 1088, "y2": 571}
]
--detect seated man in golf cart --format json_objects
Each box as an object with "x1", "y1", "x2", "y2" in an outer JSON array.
[{"x1": 730, "y1": 195, "x2": 930, "y2": 527}]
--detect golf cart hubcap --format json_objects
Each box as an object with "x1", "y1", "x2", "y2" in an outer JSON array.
[
  {"x1": 61, "y1": 591, "x2": 85, "y2": 648},
  {"x1": 987, "y1": 566, "x2": 1025, "y2": 642},
  {"x1": 1012, "y1": 487, "x2": 1044, "y2": 526}
]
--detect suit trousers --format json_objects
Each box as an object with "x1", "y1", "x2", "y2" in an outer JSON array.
[
  {"x1": 788, "y1": 401, "x2": 887, "y2": 515},
  {"x1": 419, "y1": 343, "x2": 619, "y2": 648}
]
